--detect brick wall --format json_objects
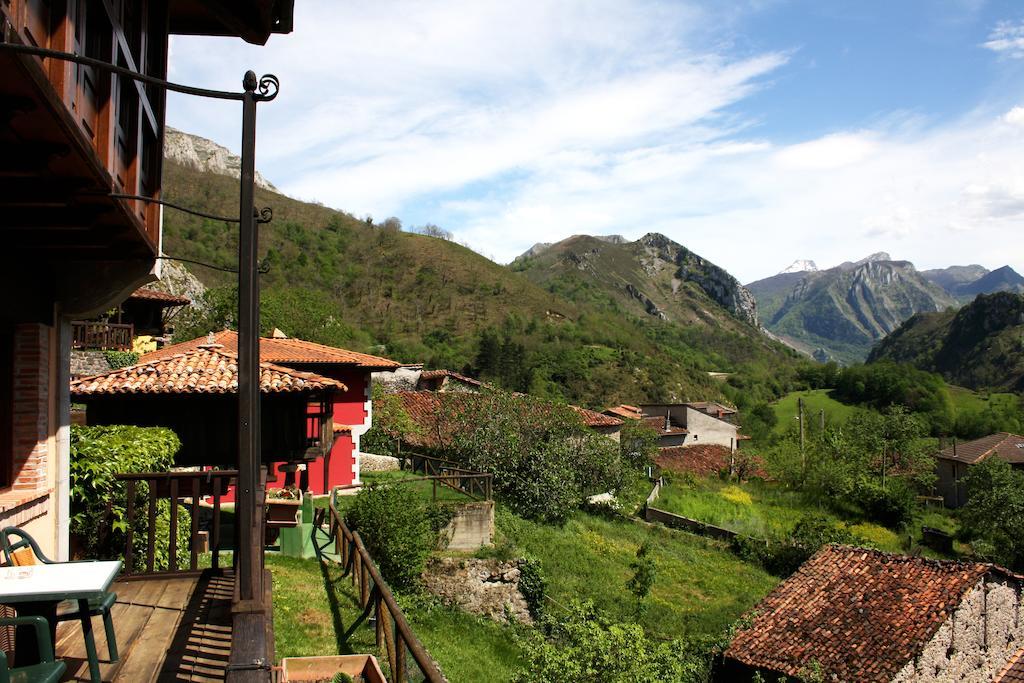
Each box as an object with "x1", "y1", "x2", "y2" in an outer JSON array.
[{"x1": 11, "y1": 323, "x2": 50, "y2": 493}]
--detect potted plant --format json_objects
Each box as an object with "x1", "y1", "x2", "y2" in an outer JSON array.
[
  {"x1": 265, "y1": 486, "x2": 303, "y2": 528},
  {"x1": 279, "y1": 654, "x2": 386, "y2": 682}
]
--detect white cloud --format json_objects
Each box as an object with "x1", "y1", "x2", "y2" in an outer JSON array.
[
  {"x1": 983, "y1": 20, "x2": 1024, "y2": 58},
  {"x1": 164, "y1": 2, "x2": 1024, "y2": 283}
]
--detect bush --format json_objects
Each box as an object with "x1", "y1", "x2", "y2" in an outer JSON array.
[
  {"x1": 361, "y1": 387, "x2": 420, "y2": 456},
  {"x1": 620, "y1": 420, "x2": 659, "y2": 469},
  {"x1": 70, "y1": 425, "x2": 188, "y2": 571},
  {"x1": 855, "y1": 478, "x2": 916, "y2": 528},
  {"x1": 518, "y1": 556, "x2": 546, "y2": 621},
  {"x1": 345, "y1": 483, "x2": 435, "y2": 591},
  {"x1": 103, "y1": 350, "x2": 140, "y2": 369},
  {"x1": 733, "y1": 516, "x2": 859, "y2": 577},
  {"x1": 514, "y1": 600, "x2": 711, "y2": 682}
]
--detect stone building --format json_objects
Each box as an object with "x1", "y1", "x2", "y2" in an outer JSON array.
[
  {"x1": 934, "y1": 432, "x2": 1024, "y2": 508},
  {"x1": 724, "y1": 545, "x2": 1024, "y2": 682}
]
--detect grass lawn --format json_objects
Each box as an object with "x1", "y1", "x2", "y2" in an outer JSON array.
[
  {"x1": 771, "y1": 389, "x2": 858, "y2": 435},
  {"x1": 492, "y1": 506, "x2": 778, "y2": 640},
  {"x1": 266, "y1": 552, "x2": 526, "y2": 682},
  {"x1": 653, "y1": 476, "x2": 961, "y2": 558},
  {"x1": 946, "y1": 385, "x2": 1020, "y2": 417}
]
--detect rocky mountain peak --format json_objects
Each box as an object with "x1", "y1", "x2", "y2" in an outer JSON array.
[
  {"x1": 779, "y1": 260, "x2": 818, "y2": 275},
  {"x1": 164, "y1": 128, "x2": 276, "y2": 191}
]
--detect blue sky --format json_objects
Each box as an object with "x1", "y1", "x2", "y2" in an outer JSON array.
[{"x1": 167, "y1": 0, "x2": 1024, "y2": 282}]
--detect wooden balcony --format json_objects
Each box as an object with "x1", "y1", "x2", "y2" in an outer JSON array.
[
  {"x1": 56, "y1": 569, "x2": 235, "y2": 682},
  {"x1": 0, "y1": 0, "x2": 166, "y2": 260},
  {"x1": 71, "y1": 321, "x2": 134, "y2": 351}
]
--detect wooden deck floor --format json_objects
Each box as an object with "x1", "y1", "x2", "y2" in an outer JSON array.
[{"x1": 56, "y1": 569, "x2": 234, "y2": 683}]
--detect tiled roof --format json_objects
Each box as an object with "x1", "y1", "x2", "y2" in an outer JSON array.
[
  {"x1": 935, "y1": 432, "x2": 1024, "y2": 465},
  {"x1": 656, "y1": 445, "x2": 765, "y2": 478},
  {"x1": 129, "y1": 287, "x2": 191, "y2": 306},
  {"x1": 141, "y1": 330, "x2": 400, "y2": 369},
  {"x1": 418, "y1": 369, "x2": 490, "y2": 389},
  {"x1": 686, "y1": 401, "x2": 737, "y2": 415},
  {"x1": 724, "y1": 545, "x2": 1000, "y2": 681},
  {"x1": 604, "y1": 405, "x2": 642, "y2": 420},
  {"x1": 998, "y1": 648, "x2": 1024, "y2": 683},
  {"x1": 571, "y1": 406, "x2": 623, "y2": 428},
  {"x1": 71, "y1": 346, "x2": 347, "y2": 396},
  {"x1": 641, "y1": 416, "x2": 688, "y2": 435}
]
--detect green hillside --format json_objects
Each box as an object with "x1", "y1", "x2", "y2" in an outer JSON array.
[
  {"x1": 161, "y1": 160, "x2": 805, "y2": 407},
  {"x1": 868, "y1": 291, "x2": 1024, "y2": 392}
]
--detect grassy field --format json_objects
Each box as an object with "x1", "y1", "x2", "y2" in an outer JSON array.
[
  {"x1": 653, "y1": 476, "x2": 960, "y2": 557},
  {"x1": 946, "y1": 385, "x2": 1020, "y2": 416},
  {"x1": 493, "y1": 506, "x2": 778, "y2": 640},
  {"x1": 771, "y1": 389, "x2": 858, "y2": 435},
  {"x1": 266, "y1": 553, "x2": 526, "y2": 681}
]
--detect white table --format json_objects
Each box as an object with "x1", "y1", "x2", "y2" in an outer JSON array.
[
  {"x1": 0, "y1": 560, "x2": 121, "y2": 603},
  {"x1": 0, "y1": 560, "x2": 121, "y2": 682}
]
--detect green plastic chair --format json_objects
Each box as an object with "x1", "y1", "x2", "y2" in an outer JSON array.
[
  {"x1": 0, "y1": 528, "x2": 118, "y2": 671},
  {"x1": 0, "y1": 616, "x2": 66, "y2": 683}
]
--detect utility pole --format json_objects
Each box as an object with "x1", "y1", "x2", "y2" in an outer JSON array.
[{"x1": 798, "y1": 396, "x2": 805, "y2": 475}]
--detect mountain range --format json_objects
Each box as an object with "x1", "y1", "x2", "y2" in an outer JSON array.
[
  {"x1": 747, "y1": 255, "x2": 1024, "y2": 364},
  {"x1": 158, "y1": 131, "x2": 803, "y2": 407},
  {"x1": 868, "y1": 292, "x2": 1024, "y2": 392}
]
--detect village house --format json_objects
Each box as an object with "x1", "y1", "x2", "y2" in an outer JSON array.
[
  {"x1": 114, "y1": 329, "x2": 401, "y2": 493},
  {"x1": 934, "y1": 432, "x2": 1024, "y2": 508},
  {"x1": 635, "y1": 403, "x2": 745, "y2": 449},
  {"x1": 724, "y1": 545, "x2": 1024, "y2": 682},
  {"x1": 0, "y1": 0, "x2": 292, "y2": 564},
  {"x1": 373, "y1": 363, "x2": 489, "y2": 393}
]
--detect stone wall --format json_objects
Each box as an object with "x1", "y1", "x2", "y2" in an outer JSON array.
[
  {"x1": 893, "y1": 574, "x2": 1023, "y2": 682},
  {"x1": 359, "y1": 453, "x2": 401, "y2": 472},
  {"x1": 422, "y1": 557, "x2": 532, "y2": 624},
  {"x1": 70, "y1": 350, "x2": 111, "y2": 378}
]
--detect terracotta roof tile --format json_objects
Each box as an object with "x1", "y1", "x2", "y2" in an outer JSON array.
[
  {"x1": 604, "y1": 405, "x2": 643, "y2": 420},
  {"x1": 724, "y1": 545, "x2": 1003, "y2": 681},
  {"x1": 142, "y1": 330, "x2": 400, "y2": 369},
  {"x1": 129, "y1": 287, "x2": 191, "y2": 306},
  {"x1": 571, "y1": 406, "x2": 623, "y2": 428},
  {"x1": 936, "y1": 432, "x2": 1024, "y2": 465},
  {"x1": 998, "y1": 648, "x2": 1024, "y2": 683},
  {"x1": 656, "y1": 445, "x2": 764, "y2": 478},
  {"x1": 641, "y1": 416, "x2": 688, "y2": 435},
  {"x1": 71, "y1": 346, "x2": 346, "y2": 396}
]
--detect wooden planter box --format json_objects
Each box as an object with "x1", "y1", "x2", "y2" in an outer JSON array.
[
  {"x1": 266, "y1": 491, "x2": 303, "y2": 529},
  {"x1": 280, "y1": 655, "x2": 386, "y2": 683}
]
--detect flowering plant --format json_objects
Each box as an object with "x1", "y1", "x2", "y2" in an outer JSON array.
[{"x1": 266, "y1": 486, "x2": 301, "y2": 501}]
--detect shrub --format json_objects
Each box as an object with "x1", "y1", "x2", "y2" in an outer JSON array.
[
  {"x1": 854, "y1": 478, "x2": 916, "y2": 528},
  {"x1": 103, "y1": 350, "x2": 140, "y2": 369},
  {"x1": 518, "y1": 556, "x2": 546, "y2": 621},
  {"x1": 345, "y1": 483, "x2": 435, "y2": 591},
  {"x1": 70, "y1": 425, "x2": 188, "y2": 570},
  {"x1": 733, "y1": 516, "x2": 859, "y2": 577},
  {"x1": 514, "y1": 600, "x2": 711, "y2": 683},
  {"x1": 361, "y1": 387, "x2": 420, "y2": 456},
  {"x1": 626, "y1": 541, "x2": 657, "y2": 616}
]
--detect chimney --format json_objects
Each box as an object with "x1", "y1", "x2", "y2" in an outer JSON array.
[{"x1": 664, "y1": 410, "x2": 671, "y2": 432}]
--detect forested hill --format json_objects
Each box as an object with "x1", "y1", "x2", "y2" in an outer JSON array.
[
  {"x1": 160, "y1": 151, "x2": 804, "y2": 407},
  {"x1": 867, "y1": 292, "x2": 1024, "y2": 392}
]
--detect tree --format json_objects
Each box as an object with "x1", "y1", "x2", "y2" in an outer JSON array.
[
  {"x1": 361, "y1": 387, "x2": 420, "y2": 456},
  {"x1": 960, "y1": 458, "x2": 1024, "y2": 570},
  {"x1": 620, "y1": 420, "x2": 659, "y2": 469},
  {"x1": 514, "y1": 601, "x2": 710, "y2": 683},
  {"x1": 626, "y1": 542, "x2": 657, "y2": 617}
]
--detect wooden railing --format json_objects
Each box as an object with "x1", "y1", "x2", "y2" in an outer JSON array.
[
  {"x1": 319, "y1": 494, "x2": 447, "y2": 683},
  {"x1": 111, "y1": 470, "x2": 237, "y2": 577},
  {"x1": 403, "y1": 451, "x2": 493, "y2": 501},
  {"x1": 71, "y1": 321, "x2": 134, "y2": 351}
]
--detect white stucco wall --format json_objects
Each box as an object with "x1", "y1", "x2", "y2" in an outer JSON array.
[{"x1": 680, "y1": 407, "x2": 738, "y2": 448}]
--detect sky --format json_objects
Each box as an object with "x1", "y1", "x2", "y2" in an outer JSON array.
[{"x1": 166, "y1": 0, "x2": 1024, "y2": 283}]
